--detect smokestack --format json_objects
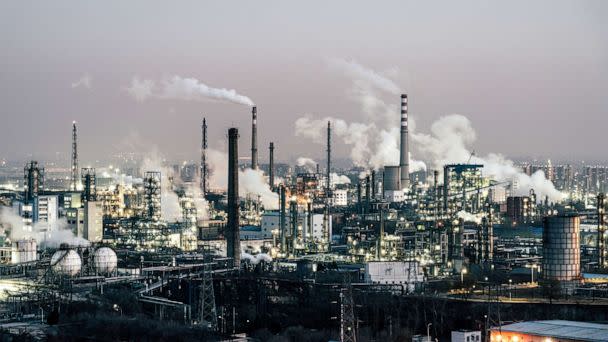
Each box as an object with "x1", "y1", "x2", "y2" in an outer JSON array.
[
  {"x1": 251, "y1": 106, "x2": 258, "y2": 170},
  {"x1": 227, "y1": 128, "x2": 241, "y2": 267},
  {"x1": 399, "y1": 94, "x2": 409, "y2": 189},
  {"x1": 326, "y1": 121, "x2": 331, "y2": 193},
  {"x1": 201, "y1": 118, "x2": 208, "y2": 196},
  {"x1": 371, "y1": 170, "x2": 376, "y2": 199},
  {"x1": 307, "y1": 199, "x2": 313, "y2": 242},
  {"x1": 269, "y1": 142, "x2": 275, "y2": 190},
  {"x1": 290, "y1": 196, "x2": 298, "y2": 255},
  {"x1": 71, "y1": 121, "x2": 79, "y2": 191},
  {"x1": 279, "y1": 185, "x2": 287, "y2": 253},
  {"x1": 365, "y1": 174, "x2": 371, "y2": 214}
]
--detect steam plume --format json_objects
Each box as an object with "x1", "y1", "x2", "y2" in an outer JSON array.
[{"x1": 125, "y1": 75, "x2": 254, "y2": 106}]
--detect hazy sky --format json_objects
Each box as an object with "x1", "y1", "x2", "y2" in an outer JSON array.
[{"x1": 1, "y1": 1, "x2": 606, "y2": 165}]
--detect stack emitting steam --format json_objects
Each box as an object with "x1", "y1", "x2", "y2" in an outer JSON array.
[
  {"x1": 227, "y1": 128, "x2": 241, "y2": 266},
  {"x1": 399, "y1": 94, "x2": 409, "y2": 189},
  {"x1": 251, "y1": 106, "x2": 258, "y2": 170}
]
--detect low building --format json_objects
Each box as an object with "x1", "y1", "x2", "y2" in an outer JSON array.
[
  {"x1": 490, "y1": 320, "x2": 608, "y2": 342},
  {"x1": 451, "y1": 330, "x2": 481, "y2": 342},
  {"x1": 363, "y1": 261, "x2": 424, "y2": 293}
]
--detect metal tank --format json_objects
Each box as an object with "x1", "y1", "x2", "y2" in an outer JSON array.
[
  {"x1": 93, "y1": 247, "x2": 118, "y2": 274},
  {"x1": 11, "y1": 239, "x2": 37, "y2": 264},
  {"x1": 383, "y1": 166, "x2": 401, "y2": 191},
  {"x1": 50, "y1": 249, "x2": 82, "y2": 276},
  {"x1": 542, "y1": 214, "x2": 580, "y2": 281}
]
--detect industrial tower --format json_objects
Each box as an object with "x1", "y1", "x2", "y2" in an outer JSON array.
[
  {"x1": 598, "y1": 193, "x2": 606, "y2": 267},
  {"x1": 251, "y1": 106, "x2": 258, "y2": 170},
  {"x1": 227, "y1": 128, "x2": 241, "y2": 266},
  {"x1": 201, "y1": 118, "x2": 208, "y2": 196},
  {"x1": 70, "y1": 121, "x2": 80, "y2": 191},
  {"x1": 340, "y1": 278, "x2": 357, "y2": 342},
  {"x1": 399, "y1": 95, "x2": 409, "y2": 189},
  {"x1": 269, "y1": 142, "x2": 274, "y2": 190},
  {"x1": 199, "y1": 264, "x2": 218, "y2": 330}
]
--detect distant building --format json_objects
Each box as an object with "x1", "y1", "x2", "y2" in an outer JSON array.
[
  {"x1": 332, "y1": 189, "x2": 348, "y2": 206},
  {"x1": 34, "y1": 195, "x2": 58, "y2": 233},
  {"x1": 451, "y1": 330, "x2": 481, "y2": 342},
  {"x1": 363, "y1": 261, "x2": 424, "y2": 293},
  {"x1": 84, "y1": 201, "x2": 103, "y2": 242},
  {"x1": 66, "y1": 207, "x2": 85, "y2": 238},
  {"x1": 490, "y1": 320, "x2": 608, "y2": 342}
]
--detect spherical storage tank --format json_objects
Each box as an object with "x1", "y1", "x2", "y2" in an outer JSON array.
[
  {"x1": 50, "y1": 250, "x2": 82, "y2": 276},
  {"x1": 542, "y1": 214, "x2": 580, "y2": 281},
  {"x1": 93, "y1": 247, "x2": 118, "y2": 274}
]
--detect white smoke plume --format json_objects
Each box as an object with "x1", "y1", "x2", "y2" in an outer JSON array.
[
  {"x1": 239, "y1": 169, "x2": 279, "y2": 210},
  {"x1": 411, "y1": 114, "x2": 564, "y2": 202},
  {"x1": 297, "y1": 157, "x2": 317, "y2": 172},
  {"x1": 294, "y1": 59, "x2": 425, "y2": 171},
  {"x1": 126, "y1": 77, "x2": 154, "y2": 102},
  {"x1": 71, "y1": 73, "x2": 92, "y2": 89},
  {"x1": 206, "y1": 148, "x2": 278, "y2": 210},
  {"x1": 330, "y1": 173, "x2": 351, "y2": 186},
  {"x1": 328, "y1": 58, "x2": 400, "y2": 95},
  {"x1": 0, "y1": 207, "x2": 90, "y2": 248},
  {"x1": 241, "y1": 252, "x2": 272, "y2": 264},
  {"x1": 125, "y1": 75, "x2": 254, "y2": 106},
  {"x1": 141, "y1": 151, "x2": 182, "y2": 222},
  {"x1": 456, "y1": 210, "x2": 482, "y2": 224}
]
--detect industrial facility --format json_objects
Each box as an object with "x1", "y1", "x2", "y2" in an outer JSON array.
[{"x1": 0, "y1": 89, "x2": 606, "y2": 341}]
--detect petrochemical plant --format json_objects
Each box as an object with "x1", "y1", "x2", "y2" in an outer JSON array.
[{"x1": 1, "y1": 94, "x2": 608, "y2": 341}]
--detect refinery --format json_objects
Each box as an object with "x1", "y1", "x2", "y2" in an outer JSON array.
[
  {"x1": 1, "y1": 2, "x2": 608, "y2": 342},
  {"x1": 1, "y1": 90, "x2": 608, "y2": 341}
]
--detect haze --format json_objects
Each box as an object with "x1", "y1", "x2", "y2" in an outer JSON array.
[{"x1": 0, "y1": 1, "x2": 606, "y2": 164}]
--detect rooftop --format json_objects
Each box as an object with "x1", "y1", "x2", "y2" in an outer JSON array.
[{"x1": 492, "y1": 320, "x2": 608, "y2": 341}]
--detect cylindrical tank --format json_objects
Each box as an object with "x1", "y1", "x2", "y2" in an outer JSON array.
[
  {"x1": 542, "y1": 214, "x2": 580, "y2": 281},
  {"x1": 93, "y1": 247, "x2": 118, "y2": 274},
  {"x1": 11, "y1": 239, "x2": 37, "y2": 264},
  {"x1": 50, "y1": 250, "x2": 82, "y2": 276},
  {"x1": 383, "y1": 166, "x2": 401, "y2": 191}
]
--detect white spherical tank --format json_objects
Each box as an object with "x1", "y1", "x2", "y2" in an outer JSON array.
[
  {"x1": 50, "y1": 250, "x2": 82, "y2": 276},
  {"x1": 93, "y1": 247, "x2": 118, "y2": 274}
]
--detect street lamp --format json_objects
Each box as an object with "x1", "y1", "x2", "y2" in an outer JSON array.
[
  {"x1": 508, "y1": 279, "x2": 513, "y2": 301},
  {"x1": 427, "y1": 323, "x2": 432, "y2": 342},
  {"x1": 113, "y1": 303, "x2": 123, "y2": 316},
  {"x1": 461, "y1": 268, "x2": 468, "y2": 284}
]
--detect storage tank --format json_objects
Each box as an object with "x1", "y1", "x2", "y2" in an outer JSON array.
[
  {"x1": 383, "y1": 166, "x2": 401, "y2": 191},
  {"x1": 11, "y1": 239, "x2": 37, "y2": 264},
  {"x1": 50, "y1": 249, "x2": 82, "y2": 276},
  {"x1": 93, "y1": 247, "x2": 118, "y2": 274},
  {"x1": 542, "y1": 214, "x2": 580, "y2": 281}
]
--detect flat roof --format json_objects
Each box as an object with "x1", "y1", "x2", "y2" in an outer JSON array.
[{"x1": 492, "y1": 320, "x2": 608, "y2": 341}]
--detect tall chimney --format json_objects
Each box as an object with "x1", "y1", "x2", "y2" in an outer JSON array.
[
  {"x1": 365, "y1": 174, "x2": 371, "y2": 214},
  {"x1": 201, "y1": 118, "x2": 208, "y2": 196},
  {"x1": 251, "y1": 106, "x2": 258, "y2": 170},
  {"x1": 227, "y1": 128, "x2": 241, "y2": 267},
  {"x1": 371, "y1": 170, "x2": 376, "y2": 199},
  {"x1": 279, "y1": 185, "x2": 287, "y2": 253},
  {"x1": 326, "y1": 121, "x2": 331, "y2": 193},
  {"x1": 71, "y1": 121, "x2": 79, "y2": 191},
  {"x1": 399, "y1": 94, "x2": 409, "y2": 189},
  {"x1": 269, "y1": 142, "x2": 275, "y2": 190}
]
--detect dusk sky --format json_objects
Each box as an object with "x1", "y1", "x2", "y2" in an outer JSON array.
[{"x1": 1, "y1": 1, "x2": 606, "y2": 164}]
